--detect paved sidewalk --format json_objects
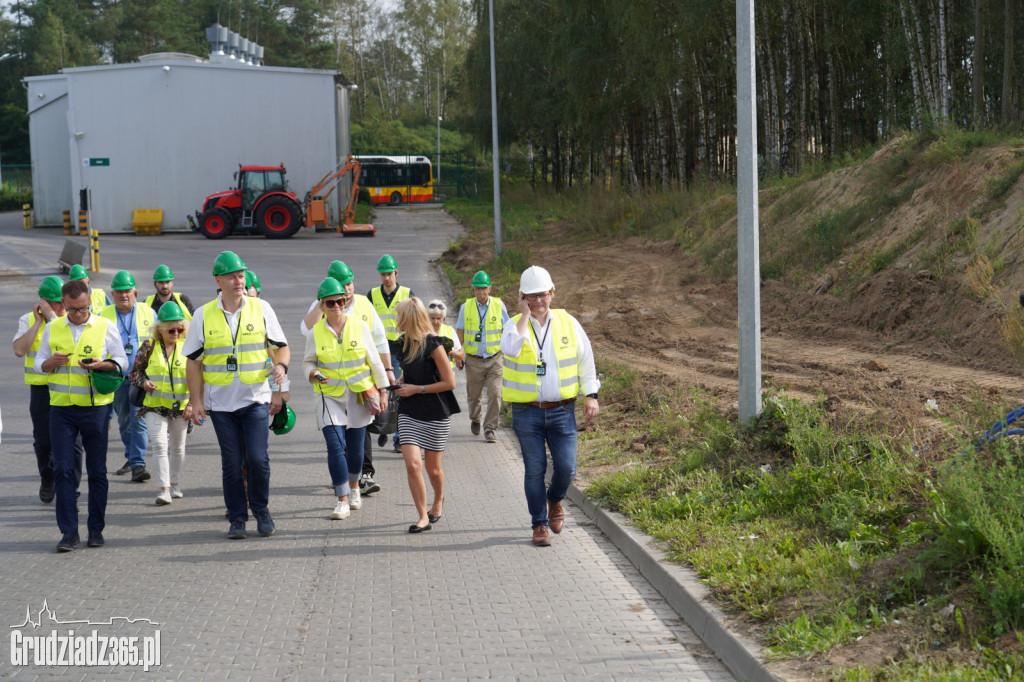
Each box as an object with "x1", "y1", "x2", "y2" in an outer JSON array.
[{"x1": 0, "y1": 208, "x2": 734, "y2": 680}]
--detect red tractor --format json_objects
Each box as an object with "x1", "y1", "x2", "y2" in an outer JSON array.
[
  {"x1": 189, "y1": 158, "x2": 374, "y2": 239},
  {"x1": 189, "y1": 163, "x2": 305, "y2": 239}
]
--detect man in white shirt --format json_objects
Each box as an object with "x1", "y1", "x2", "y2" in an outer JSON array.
[
  {"x1": 36, "y1": 279, "x2": 128, "y2": 552},
  {"x1": 184, "y1": 251, "x2": 290, "y2": 540},
  {"x1": 500, "y1": 266, "x2": 600, "y2": 547}
]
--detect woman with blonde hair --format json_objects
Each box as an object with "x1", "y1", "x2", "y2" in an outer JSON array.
[
  {"x1": 426, "y1": 299, "x2": 464, "y2": 370},
  {"x1": 390, "y1": 297, "x2": 459, "y2": 532},
  {"x1": 128, "y1": 301, "x2": 193, "y2": 505}
]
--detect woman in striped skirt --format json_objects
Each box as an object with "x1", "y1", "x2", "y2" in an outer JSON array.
[{"x1": 389, "y1": 297, "x2": 459, "y2": 533}]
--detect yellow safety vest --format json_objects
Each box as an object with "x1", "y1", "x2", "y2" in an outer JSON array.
[
  {"x1": 350, "y1": 294, "x2": 376, "y2": 328},
  {"x1": 462, "y1": 297, "x2": 503, "y2": 356},
  {"x1": 369, "y1": 285, "x2": 410, "y2": 341},
  {"x1": 89, "y1": 288, "x2": 107, "y2": 315},
  {"x1": 201, "y1": 298, "x2": 268, "y2": 385},
  {"x1": 47, "y1": 316, "x2": 116, "y2": 407},
  {"x1": 145, "y1": 292, "x2": 193, "y2": 320},
  {"x1": 312, "y1": 318, "x2": 375, "y2": 397},
  {"x1": 438, "y1": 323, "x2": 457, "y2": 368},
  {"x1": 100, "y1": 303, "x2": 155, "y2": 345},
  {"x1": 23, "y1": 314, "x2": 51, "y2": 385},
  {"x1": 502, "y1": 310, "x2": 579, "y2": 403},
  {"x1": 144, "y1": 340, "x2": 189, "y2": 410}
]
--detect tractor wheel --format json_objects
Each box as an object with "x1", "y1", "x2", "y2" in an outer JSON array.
[
  {"x1": 256, "y1": 196, "x2": 303, "y2": 239},
  {"x1": 389, "y1": 191, "x2": 402, "y2": 206},
  {"x1": 200, "y1": 207, "x2": 233, "y2": 239}
]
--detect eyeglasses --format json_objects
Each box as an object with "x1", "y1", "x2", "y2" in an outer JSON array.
[
  {"x1": 427, "y1": 303, "x2": 446, "y2": 311},
  {"x1": 165, "y1": 328, "x2": 185, "y2": 336},
  {"x1": 66, "y1": 306, "x2": 90, "y2": 314},
  {"x1": 323, "y1": 298, "x2": 346, "y2": 309},
  {"x1": 523, "y1": 293, "x2": 549, "y2": 301}
]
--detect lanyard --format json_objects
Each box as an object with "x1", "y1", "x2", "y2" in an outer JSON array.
[
  {"x1": 222, "y1": 308, "x2": 240, "y2": 353},
  {"x1": 529, "y1": 317, "x2": 552, "y2": 362},
  {"x1": 117, "y1": 309, "x2": 135, "y2": 342},
  {"x1": 477, "y1": 299, "x2": 488, "y2": 330},
  {"x1": 161, "y1": 342, "x2": 183, "y2": 402}
]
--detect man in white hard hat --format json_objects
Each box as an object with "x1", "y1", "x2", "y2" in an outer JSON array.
[{"x1": 500, "y1": 265, "x2": 600, "y2": 547}]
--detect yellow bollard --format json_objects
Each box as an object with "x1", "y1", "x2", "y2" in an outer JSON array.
[
  {"x1": 22, "y1": 204, "x2": 31, "y2": 230},
  {"x1": 62, "y1": 209, "x2": 71, "y2": 235},
  {"x1": 90, "y1": 229, "x2": 100, "y2": 273},
  {"x1": 78, "y1": 210, "x2": 88, "y2": 236}
]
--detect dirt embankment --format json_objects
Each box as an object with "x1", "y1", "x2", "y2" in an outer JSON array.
[{"x1": 455, "y1": 138, "x2": 1024, "y2": 453}]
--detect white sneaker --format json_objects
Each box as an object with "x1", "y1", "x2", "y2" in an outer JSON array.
[
  {"x1": 349, "y1": 489, "x2": 362, "y2": 510},
  {"x1": 170, "y1": 485, "x2": 184, "y2": 499},
  {"x1": 155, "y1": 489, "x2": 172, "y2": 505},
  {"x1": 331, "y1": 501, "x2": 351, "y2": 519}
]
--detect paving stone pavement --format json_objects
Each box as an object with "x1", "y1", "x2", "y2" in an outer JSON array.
[{"x1": 0, "y1": 208, "x2": 733, "y2": 680}]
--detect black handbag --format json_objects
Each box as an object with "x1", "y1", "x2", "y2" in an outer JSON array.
[{"x1": 128, "y1": 383, "x2": 147, "y2": 408}]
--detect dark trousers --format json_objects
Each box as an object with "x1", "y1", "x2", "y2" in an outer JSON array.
[
  {"x1": 30, "y1": 385, "x2": 84, "y2": 490},
  {"x1": 362, "y1": 431, "x2": 374, "y2": 477},
  {"x1": 50, "y1": 405, "x2": 109, "y2": 535}
]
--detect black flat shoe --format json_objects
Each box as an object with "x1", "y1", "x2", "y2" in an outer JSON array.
[
  {"x1": 408, "y1": 523, "x2": 432, "y2": 534},
  {"x1": 428, "y1": 513, "x2": 442, "y2": 524}
]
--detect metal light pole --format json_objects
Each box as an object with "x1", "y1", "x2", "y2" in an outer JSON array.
[
  {"x1": 488, "y1": 0, "x2": 502, "y2": 256},
  {"x1": 737, "y1": 0, "x2": 762, "y2": 423},
  {"x1": 423, "y1": 69, "x2": 442, "y2": 185}
]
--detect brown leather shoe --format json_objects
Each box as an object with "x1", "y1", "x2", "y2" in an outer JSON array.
[
  {"x1": 532, "y1": 525, "x2": 551, "y2": 547},
  {"x1": 548, "y1": 501, "x2": 565, "y2": 534}
]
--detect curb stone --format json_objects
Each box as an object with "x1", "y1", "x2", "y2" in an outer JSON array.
[{"x1": 568, "y1": 484, "x2": 780, "y2": 682}]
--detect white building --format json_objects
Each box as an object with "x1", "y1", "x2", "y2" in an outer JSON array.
[{"x1": 25, "y1": 53, "x2": 354, "y2": 232}]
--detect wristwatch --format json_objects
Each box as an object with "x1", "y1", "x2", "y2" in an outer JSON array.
[
  {"x1": 420, "y1": 385, "x2": 426, "y2": 394},
  {"x1": 277, "y1": 362, "x2": 289, "y2": 374},
  {"x1": 586, "y1": 393, "x2": 598, "y2": 399}
]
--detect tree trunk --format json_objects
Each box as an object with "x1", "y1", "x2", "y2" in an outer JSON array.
[
  {"x1": 974, "y1": 0, "x2": 985, "y2": 127},
  {"x1": 779, "y1": 0, "x2": 797, "y2": 175},
  {"x1": 1002, "y1": 0, "x2": 1014, "y2": 123},
  {"x1": 938, "y1": 0, "x2": 949, "y2": 120},
  {"x1": 899, "y1": 0, "x2": 925, "y2": 125}
]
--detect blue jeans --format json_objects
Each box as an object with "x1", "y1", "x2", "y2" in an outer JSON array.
[
  {"x1": 30, "y1": 385, "x2": 83, "y2": 488},
  {"x1": 322, "y1": 425, "x2": 366, "y2": 497},
  {"x1": 50, "y1": 405, "x2": 109, "y2": 535},
  {"x1": 210, "y1": 403, "x2": 270, "y2": 524},
  {"x1": 510, "y1": 403, "x2": 578, "y2": 528},
  {"x1": 112, "y1": 380, "x2": 149, "y2": 468}
]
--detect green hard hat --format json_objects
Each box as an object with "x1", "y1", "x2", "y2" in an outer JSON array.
[
  {"x1": 376, "y1": 254, "x2": 398, "y2": 273},
  {"x1": 270, "y1": 402, "x2": 296, "y2": 435},
  {"x1": 69, "y1": 265, "x2": 89, "y2": 281},
  {"x1": 38, "y1": 276, "x2": 65, "y2": 302},
  {"x1": 212, "y1": 251, "x2": 247, "y2": 276},
  {"x1": 472, "y1": 271, "x2": 491, "y2": 287},
  {"x1": 245, "y1": 270, "x2": 262, "y2": 292},
  {"x1": 111, "y1": 270, "x2": 137, "y2": 290},
  {"x1": 90, "y1": 369, "x2": 124, "y2": 395},
  {"x1": 327, "y1": 260, "x2": 354, "y2": 285},
  {"x1": 157, "y1": 301, "x2": 185, "y2": 322},
  {"x1": 317, "y1": 277, "x2": 345, "y2": 300},
  {"x1": 153, "y1": 264, "x2": 174, "y2": 282}
]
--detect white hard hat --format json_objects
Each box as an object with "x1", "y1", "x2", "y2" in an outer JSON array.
[{"x1": 520, "y1": 265, "x2": 555, "y2": 294}]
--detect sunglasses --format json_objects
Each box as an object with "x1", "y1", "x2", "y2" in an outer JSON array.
[
  {"x1": 323, "y1": 298, "x2": 346, "y2": 309},
  {"x1": 428, "y1": 303, "x2": 445, "y2": 311},
  {"x1": 165, "y1": 328, "x2": 185, "y2": 336},
  {"x1": 66, "y1": 306, "x2": 90, "y2": 314}
]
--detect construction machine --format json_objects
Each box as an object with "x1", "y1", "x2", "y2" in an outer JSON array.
[{"x1": 188, "y1": 155, "x2": 374, "y2": 239}]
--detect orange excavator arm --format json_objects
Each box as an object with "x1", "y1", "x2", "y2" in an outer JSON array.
[{"x1": 304, "y1": 155, "x2": 374, "y2": 235}]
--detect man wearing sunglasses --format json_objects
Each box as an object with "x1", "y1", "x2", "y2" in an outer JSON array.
[
  {"x1": 35, "y1": 279, "x2": 128, "y2": 552},
  {"x1": 185, "y1": 251, "x2": 290, "y2": 540},
  {"x1": 501, "y1": 266, "x2": 600, "y2": 547},
  {"x1": 456, "y1": 271, "x2": 509, "y2": 444}
]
